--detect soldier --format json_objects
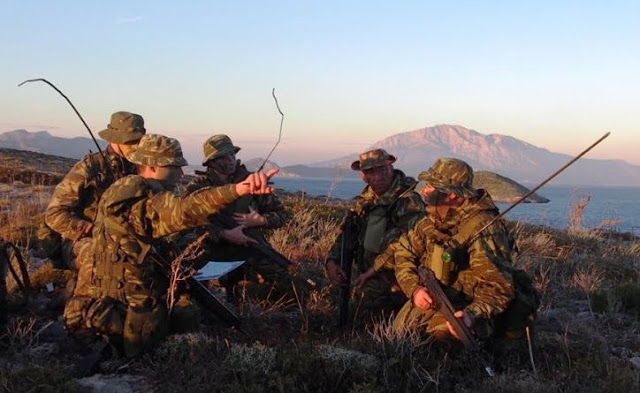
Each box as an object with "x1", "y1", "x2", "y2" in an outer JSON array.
[
  {"x1": 393, "y1": 158, "x2": 539, "y2": 340},
  {"x1": 182, "y1": 134, "x2": 292, "y2": 301},
  {"x1": 63, "y1": 134, "x2": 276, "y2": 357},
  {"x1": 325, "y1": 149, "x2": 424, "y2": 320},
  {"x1": 39, "y1": 111, "x2": 145, "y2": 270}
]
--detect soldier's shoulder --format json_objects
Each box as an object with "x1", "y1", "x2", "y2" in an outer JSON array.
[{"x1": 101, "y1": 175, "x2": 150, "y2": 206}]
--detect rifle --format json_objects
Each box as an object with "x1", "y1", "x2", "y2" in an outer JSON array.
[
  {"x1": 211, "y1": 213, "x2": 317, "y2": 289},
  {"x1": 417, "y1": 266, "x2": 494, "y2": 377},
  {"x1": 337, "y1": 210, "x2": 356, "y2": 328},
  {"x1": 149, "y1": 250, "x2": 240, "y2": 327}
]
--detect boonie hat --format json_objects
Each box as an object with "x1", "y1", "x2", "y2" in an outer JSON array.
[{"x1": 98, "y1": 111, "x2": 146, "y2": 144}]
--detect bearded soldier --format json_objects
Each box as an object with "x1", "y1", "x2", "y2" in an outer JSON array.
[
  {"x1": 182, "y1": 134, "x2": 292, "y2": 301},
  {"x1": 63, "y1": 134, "x2": 276, "y2": 357},
  {"x1": 39, "y1": 111, "x2": 145, "y2": 270},
  {"x1": 325, "y1": 149, "x2": 425, "y2": 320},
  {"x1": 393, "y1": 158, "x2": 539, "y2": 340}
]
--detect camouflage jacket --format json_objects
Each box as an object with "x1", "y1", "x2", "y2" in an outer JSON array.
[
  {"x1": 327, "y1": 170, "x2": 425, "y2": 273},
  {"x1": 183, "y1": 162, "x2": 289, "y2": 241},
  {"x1": 45, "y1": 146, "x2": 136, "y2": 241},
  {"x1": 86, "y1": 175, "x2": 240, "y2": 305},
  {"x1": 394, "y1": 190, "x2": 515, "y2": 320}
]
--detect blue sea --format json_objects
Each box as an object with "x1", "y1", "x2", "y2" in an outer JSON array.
[{"x1": 273, "y1": 177, "x2": 640, "y2": 234}]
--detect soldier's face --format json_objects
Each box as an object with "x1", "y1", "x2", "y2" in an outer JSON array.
[
  {"x1": 361, "y1": 164, "x2": 394, "y2": 196},
  {"x1": 209, "y1": 153, "x2": 237, "y2": 175},
  {"x1": 155, "y1": 165, "x2": 184, "y2": 190}
]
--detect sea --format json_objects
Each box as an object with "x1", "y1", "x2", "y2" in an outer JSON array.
[{"x1": 273, "y1": 177, "x2": 640, "y2": 234}]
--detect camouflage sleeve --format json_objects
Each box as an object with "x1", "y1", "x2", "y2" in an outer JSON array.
[
  {"x1": 44, "y1": 159, "x2": 93, "y2": 241},
  {"x1": 183, "y1": 176, "x2": 210, "y2": 195},
  {"x1": 454, "y1": 218, "x2": 515, "y2": 319},
  {"x1": 136, "y1": 184, "x2": 240, "y2": 238},
  {"x1": 256, "y1": 193, "x2": 289, "y2": 228},
  {"x1": 372, "y1": 240, "x2": 398, "y2": 272},
  {"x1": 394, "y1": 221, "x2": 428, "y2": 298}
]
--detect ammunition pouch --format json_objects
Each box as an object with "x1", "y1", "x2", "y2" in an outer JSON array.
[
  {"x1": 123, "y1": 303, "x2": 168, "y2": 358},
  {"x1": 363, "y1": 206, "x2": 388, "y2": 254}
]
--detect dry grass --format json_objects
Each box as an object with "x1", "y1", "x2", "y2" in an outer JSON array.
[{"x1": 2, "y1": 181, "x2": 640, "y2": 392}]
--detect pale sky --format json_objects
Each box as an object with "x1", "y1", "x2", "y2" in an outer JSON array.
[{"x1": 1, "y1": 1, "x2": 638, "y2": 166}]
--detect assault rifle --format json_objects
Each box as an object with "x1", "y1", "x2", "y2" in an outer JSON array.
[
  {"x1": 417, "y1": 266, "x2": 495, "y2": 377},
  {"x1": 337, "y1": 210, "x2": 356, "y2": 328},
  {"x1": 211, "y1": 213, "x2": 317, "y2": 289},
  {"x1": 149, "y1": 250, "x2": 240, "y2": 327}
]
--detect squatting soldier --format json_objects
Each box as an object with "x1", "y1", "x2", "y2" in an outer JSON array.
[
  {"x1": 182, "y1": 134, "x2": 292, "y2": 301},
  {"x1": 393, "y1": 158, "x2": 539, "y2": 340},
  {"x1": 63, "y1": 134, "x2": 276, "y2": 357},
  {"x1": 39, "y1": 111, "x2": 145, "y2": 270},
  {"x1": 325, "y1": 149, "x2": 424, "y2": 320}
]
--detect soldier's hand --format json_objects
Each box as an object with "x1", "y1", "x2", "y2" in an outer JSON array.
[
  {"x1": 412, "y1": 287, "x2": 433, "y2": 310},
  {"x1": 221, "y1": 225, "x2": 258, "y2": 247},
  {"x1": 233, "y1": 206, "x2": 267, "y2": 228},
  {"x1": 326, "y1": 259, "x2": 348, "y2": 287},
  {"x1": 446, "y1": 310, "x2": 473, "y2": 341},
  {"x1": 236, "y1": 169, "x2": 279, "y2": 195},
  {"x1": 353, "y1": 267, "x2": 375, "y2": 288}
]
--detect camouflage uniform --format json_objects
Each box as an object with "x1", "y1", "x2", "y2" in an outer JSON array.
[
  {"x1": 182, "y1": 135, "x2": 291, "y2": 299},
  {"x1": 40, "y1": 112, "x2": 145, "y2": 269},
  {"x1": 327, "y1": 149, "x2": 425, "y2": 316},
  {"x1": 393, "y1": 158, "x2": 539, "y2": 339},
  {"x1": 64, "y1": 135, "x2": 241, "y2": 357}
]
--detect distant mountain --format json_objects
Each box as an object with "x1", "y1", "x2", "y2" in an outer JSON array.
[
  {"x1": 311, "y1": 125, "x2": 640, "y2": 186},
  {"x1": 0, "y1": 129, "x2": 107, "y2": 159}
]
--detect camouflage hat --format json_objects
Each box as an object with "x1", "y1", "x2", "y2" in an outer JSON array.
[
  {"x1": 98, "y1": 111, "x2": 146, "y2": 144},
  {"x1": 126, "y1": 134, "x2": 188, "y2": 167},
  {"x1": 417, "y1": 158, "x2": 478, "y2": 198},
  {"x1": 202, "y1": 134, "x2": 241, "y2": 165},
  {"x1": 350, "y1": 149, "x2": 396, "y2": 171}
]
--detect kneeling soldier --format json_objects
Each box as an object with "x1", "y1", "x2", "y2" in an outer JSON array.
[{"x1": 393, "y1": 158, "x2": 539, "y2": 340}]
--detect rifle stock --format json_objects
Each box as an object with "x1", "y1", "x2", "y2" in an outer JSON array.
[
  {"x1": 417, "y1": 266, "x2": 494, "y2": 377},
  {"x1": 338, "y1": 210, "x2": 355, "y2": 328},
  {"x1": 149, "y1": 252, "x2": 240, "y2": 327}
]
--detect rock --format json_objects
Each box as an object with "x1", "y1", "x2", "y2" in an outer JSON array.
[
  {"x1": 629, "y1": 357, "x2": 640, "y2": 369},
  {"x1": 26, "y1": 342, "x2": 60, "y2": 357},
  {"x1": 76, "y1": 374, "x2": 150, "y2": 393}
]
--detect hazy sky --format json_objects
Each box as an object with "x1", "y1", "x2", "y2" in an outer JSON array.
[{"x1": 1, "y1": 1, "x2": 638, "y2": 166}]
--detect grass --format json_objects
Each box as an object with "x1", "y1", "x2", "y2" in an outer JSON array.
[{"x1": 1, "y1": 180, "x2": 640, "y2": 392}]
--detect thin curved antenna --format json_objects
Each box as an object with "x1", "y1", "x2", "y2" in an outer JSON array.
[
  {"x1": 18, "y1": 78, "x2": 106, "y2": 160},
  {"x1": 257, "y1": 88, "x2": 284, "y2": 172}
]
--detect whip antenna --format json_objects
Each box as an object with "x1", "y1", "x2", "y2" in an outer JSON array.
[{"x1": 257, "y1": 88, "x2": 284, "y2": 172}]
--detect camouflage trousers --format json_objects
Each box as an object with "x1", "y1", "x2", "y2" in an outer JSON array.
[
  {"x1": 393, "y1": 301, "x2": 451, "y2": 338},
  {"x1": 64, "y1": 293, "x2": 200, "y2": 358}
]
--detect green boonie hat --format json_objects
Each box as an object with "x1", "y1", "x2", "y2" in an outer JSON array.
[
  {"x1": 202, "y1": 134, "x2": 241, "y2": 165},
  {"x1": 350, "y1": 148, "x2": 396, "y2": 171},
  {"x1": 98, "y1": 111, "x2": 146, "y2": 144},
  {"x1": 417, "y1": 157, "x2": 478, "y2": 198},
  {"x1": 126, "y1": 134, "x2": 188, "y2": 167}
]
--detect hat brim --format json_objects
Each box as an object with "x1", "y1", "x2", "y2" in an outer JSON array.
[
  {"x1": 350, "y1": 156, "x2": 396, "y2": 171},
  {"x1": 99, "y1": 128, "x2": 145, "y2": 144},
  {"x1": 202, "y1": 146, "x2": 241, "y2": 166},
  {"x1": 417, "y1": 172, "x2": 478, "y2": 198}
]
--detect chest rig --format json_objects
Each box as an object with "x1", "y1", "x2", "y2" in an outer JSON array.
[
  {"x1": 423, "y1": 204, "x2": 499, "y2": 286},
  {"x1": 87, "y1": 180, "x2": 165, "y2": 306}
]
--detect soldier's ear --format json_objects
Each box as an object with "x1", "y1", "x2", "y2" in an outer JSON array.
[{"x1": 360, "y1": 172, "x2": 366, "y2": 181}]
